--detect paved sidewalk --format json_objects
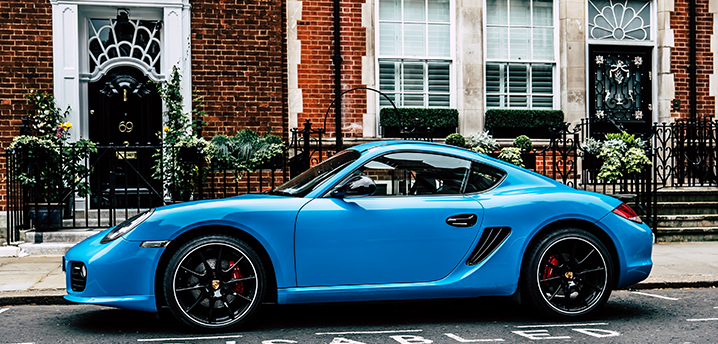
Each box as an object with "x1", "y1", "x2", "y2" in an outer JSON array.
[{"x1": 0, "y1": 242, "x2": 716, "y2": 306}]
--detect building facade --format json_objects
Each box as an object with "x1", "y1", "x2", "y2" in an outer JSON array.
[{"x1": 0, "y1": 0, "x2": 716, "y2": 211}]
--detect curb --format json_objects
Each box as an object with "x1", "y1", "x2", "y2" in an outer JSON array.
[
  {"x1": 0, "y1": 289, "x2": 71, "y2": 307},
  {"x1": 628, "y1": 281, "x2": 718, "y2": 290}
]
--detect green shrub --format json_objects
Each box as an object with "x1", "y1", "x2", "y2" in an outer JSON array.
[
  {"x1": 484, "y1": 109, "x2": 564, "y2": 129},
  {"x1": 445, "y1": 133, "x2": 465, "y2": 147},
  {"x1": 498, "y1": 147, "x2": 525, "y2": 168},
  {"x1": 513, "y1": 135, "x2": 533, "y2": 151},
  {"x1": 380, "y1": 108, "x2": 459, "y2": 128}
]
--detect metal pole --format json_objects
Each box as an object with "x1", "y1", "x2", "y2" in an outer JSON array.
[
  {"x1": 689, "y1": 0, "x2": 696, "y2": 120},
  {"x1": 333, "y1": 0, "x2": 343, "y2": 151}
]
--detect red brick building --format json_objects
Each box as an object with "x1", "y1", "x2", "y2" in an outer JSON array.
[{"x1": 1, "y1": 0, "x2": 716, "y2": 215}]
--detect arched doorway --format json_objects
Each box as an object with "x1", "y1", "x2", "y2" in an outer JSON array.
[{"x1": 88, "y1": 66, "x2": 163, "y2": 208}]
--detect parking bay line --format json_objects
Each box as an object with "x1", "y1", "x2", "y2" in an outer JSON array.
[
  {"x1": 687, "y1": 318, "x2": 718, "y2": 322},
  {"x1": 316, "y1": 329, "x2": 423, "y2": 335},
  {"x1": 514, "y1": 323, "x2": 608, "y2": 328},
  {"x1": 631, "y1": 291, "x2": 680, "y2": 300},
  {"x1": 0, "y1": 308, "x2": 9, "y2": 315},
  {"x1": 137, "y1": 335, "x2": 242, "y2": 342}
]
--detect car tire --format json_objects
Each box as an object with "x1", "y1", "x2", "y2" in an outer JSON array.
[
  {"x1": 522, "y1": 228, "x2": 613, "y2": 320},
  {"x1": 163, "y1": 235, "x2": 266, "y2": 331}
]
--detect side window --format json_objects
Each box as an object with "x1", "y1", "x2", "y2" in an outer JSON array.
[
  {"x1": 464, "y1": 161, "x2": 505, "y2": 193},
  {"x1": 358, "y1": 152, "x2": 471, "y2": 196}
]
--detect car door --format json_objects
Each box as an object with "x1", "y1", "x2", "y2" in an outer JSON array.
[{"x1": 294, "y1": 151, "x2": 485, "y2": 287}]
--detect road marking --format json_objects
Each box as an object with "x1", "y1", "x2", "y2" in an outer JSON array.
[
  {"x1": 444, "y1": 333, "x2": 504, "y2": 342},
  {"x1": 514, "y1": 323, "x2": 608, "y2": 328},
  {"x1": 316, "y1": 329, "x2": 423, "y2": 335},
  {"x1": 687, "y1": 318, "x2": 718, "y2": 322},
  {"x1": 137, "y1": 335, "x2": 242, "y2": 342},
  {"x1": 631, "y1": 291, "x2": 680, "y2": 300},
  {"x1": 0, "y1": 308, "x2": 9, "y2": 315}
]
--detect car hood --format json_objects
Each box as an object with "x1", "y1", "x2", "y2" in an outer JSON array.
[{"x1": 122, "y1": 194, "x2": 312, "y2": 242}]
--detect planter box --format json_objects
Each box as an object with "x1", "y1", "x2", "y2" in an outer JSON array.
[
  {"x1": 490, "y1": 127, "x2": 552, "y2": 139},
  {"x1": 26, "y1": 203, "x2": 63, "y2": 231}
]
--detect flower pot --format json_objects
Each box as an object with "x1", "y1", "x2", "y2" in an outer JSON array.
[{"x1": 26, "y1": 202, "x2": 63, "y2": 231}]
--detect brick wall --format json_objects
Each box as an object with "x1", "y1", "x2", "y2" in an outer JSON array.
[
  {"x1": 671, "y1": 0, "x2": 715, "y2": 119},
  {"x1": 296, "y1": 0, "x2": 366, "y2": 138},
  {"x1": 191, "y1": 0, "x2": 288, "y2": 140},
  {"x1": 0, "y1": 0, "x2": 54, "y2": 211}
]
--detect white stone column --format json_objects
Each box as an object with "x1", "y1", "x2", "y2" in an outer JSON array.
[
  {"x1": 657, "y1": 0, "x2": 675, "y2": 124},
  {"x1": 362, "y1": 0, "x2": 376, "y2": 137},
  {"x1": 164, "y1": 4, "x2": 192, "y2": 119},
  {"x1": 560, "y1": 0, "x2": 586, "y2": 127},
  {"x1": 456, "y1": 0, "x2": 484, "y2": 135},
  {"x1": 288, "y1": 0, "x2": 303, "y2": 131},
  {"x1": 51, "y1": 2, "x2": 80, "y2": 142}
]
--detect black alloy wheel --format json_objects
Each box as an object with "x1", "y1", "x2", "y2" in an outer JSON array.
[
  {"x1": 164, "y1": 235, "x2": 265, "y2": 331},
  {"x1": 522, "y1": 228, "x2": 613, "y2": 319}
]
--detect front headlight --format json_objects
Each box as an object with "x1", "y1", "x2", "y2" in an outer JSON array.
[{"x1": 100, "y1": 209, "x2": 155, "y2": 244}]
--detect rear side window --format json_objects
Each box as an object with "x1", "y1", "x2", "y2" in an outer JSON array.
[{"x1": 464, "y1": 162, "x2": 505, "y2": 193}]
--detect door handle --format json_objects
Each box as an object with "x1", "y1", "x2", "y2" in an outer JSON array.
[{"x1": 446, "y1": 214, "x2": 478, "y2": 227}]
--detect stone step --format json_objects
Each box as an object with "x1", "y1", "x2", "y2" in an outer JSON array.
[
  {"x1": 656, "y1": 201, "x2": 718, "y2": 215},
  {"x1": 17, "y1": 242, "x2": 77, "y2": 256},
  {"x1": 656, "y1": 214, "x2": 718, "y2": 228},
  {"x1": 23, "y1": 229, "x2": 103, "y2": 244},
  {"x1": 62, "y1": 218, "x2": 127, "y2": 228},
  {"x1": 66, "y1": 208, "x2": 150, "y2": 220},
  {"x1": 655, "y1": 227, "x2": 718, "y2": 242},
  {"x1": 656, "y1": 187, "x2": 718, "y2": 202}
]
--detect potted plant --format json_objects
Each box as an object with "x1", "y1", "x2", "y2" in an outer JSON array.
[
  {"x1": 581, "y1": 132, "x2": 652, "y2": 183},
  {"x1": 513, "y1": 135, "x2": 535, "y2": 169},
  {"x1": 498, "y1": 147, "x2": 525, "y2": 168},
  {"x1": 153, "y1": 66, "x2": 211, "y2": 202},
  {"x1": 9, "y1": 90, "x2": 96, "y2": 230},
  {"x1": 380, "y1": 108, "x2": 459, "y2": 138},
  {"x1": 485, "y1": 109, "x2": 564, "y2": 139},
  {"x1": 466, "y1": 130, "x2": 499, "y2": 155},
  {"x1": 444, "y1": 133, "x2": 466, "y2": 148},
  {"x1": 209, "y1": 129, "x2": 285, "y2": 179}
]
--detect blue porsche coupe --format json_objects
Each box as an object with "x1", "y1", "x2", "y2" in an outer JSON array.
[{"x1": 64, "y1": 141, "x2": 653, "y2": 331}]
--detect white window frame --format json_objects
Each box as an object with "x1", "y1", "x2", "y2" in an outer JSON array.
[
  {"x1": 483, "y1": 0, "x2": 560, "y2": 110},
  {"x1": 375, "y1": 0, "x2": 457, "y2": 111}
]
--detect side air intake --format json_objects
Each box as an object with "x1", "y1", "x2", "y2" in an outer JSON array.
[{"x1": 466, "y1": 227, "x2": 511, "y2": 266}]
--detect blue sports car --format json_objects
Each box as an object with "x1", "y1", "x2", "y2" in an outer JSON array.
[{"x1": 64, "y1": 141, "x2": 653, "y2": 331}]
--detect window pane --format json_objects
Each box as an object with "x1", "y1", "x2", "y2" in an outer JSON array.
[
  {"x1": 532, "y1": 96, "x2": 553, "y2": 108},
  {"x1": 531, "y1": 64, "x2": 553, "y2": 93},
  {"x1": 508, "y1": 64, "x2": 527, "y2": 93},
  {"x1": 510, "y1": 27, "x2": 530, "y2": 59},
  {"x1": 405, "y1": 0, "x2": 426, "y2": 21},
  {"x1": 379, "y1": 60, "x2": 399, "y2": 92},
  {"x1": 380, "y1": 92, "x2": 399, "y2": 108},
  {"x1": 379, "y1": 22, "x2": 401, "y2": 55},
  {"x1": 404, "y1": 23, "x2": 426, "y2": 56},
  {"x1": 379, "y1": 0, "x2": 401, "y2": 21},
  {"x1": 510, "y1": 0, "x2": 531, "y2": 25},
  {"x1": 487, "y1": 27, "x2": 508, "y2": 59},
  {"x1": 509, "y1": 95, "x2": 527, "y2": 107},
  {"x1": 429, "y1": 94, "x2": 450, "y2": 107},
  {"x1": 404, "y1": 94, "x2": 425, "y2": 107},
  {"x1": 428, "y1": 24, "x2": 450, "y2": 57},
  {"x1": 487, "y1": 0, "x2": 508, "y2": 25},
  {"x1": 486, "y1": 95, "x2": 504, "y2": 108},
  {"x1": 428, "y1": 62, "x2": 450, "y2": 92},
  {"x1": 486, "y1": 63, "x2": 504, "y2": 94},
  {"x1": 403, "y1": 62, "x2": 425, "y2": 92},
  {"x1": 533, "y1": 0, "x2": 553, "y2": 26},
  {"x1": 532, "y1": 28, "x2": 554, "y2": 60},
  {"x1": 428, "y1": 0, "x2": 450, "y2": 22}
]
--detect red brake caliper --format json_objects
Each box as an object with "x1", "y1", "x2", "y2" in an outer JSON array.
[
  {"x1": 542, "y1": 255, "x2": 559, "y2": 280},
  {"x1": 229, "y1": 261, "x2": 244, "y2": 293}
]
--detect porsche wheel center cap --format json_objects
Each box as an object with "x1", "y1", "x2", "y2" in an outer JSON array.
[
  {"x1": 564, "y1": 272, "x2": 574, "y2": 279},
  {"x1": 212, "y1": 280, "x2": 221, "y2": 290}
]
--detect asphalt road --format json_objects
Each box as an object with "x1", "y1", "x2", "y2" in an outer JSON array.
[{"x1": 0, "y1": 288, "x2": 716, "y2": 343}]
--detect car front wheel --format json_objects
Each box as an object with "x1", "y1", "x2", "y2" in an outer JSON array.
[
  {"x1": 164, "y1": 235, "x2": 265, "y2": 331},
  {"x1": 523, "y1": 228, "x2": 613, "y2": 319}
]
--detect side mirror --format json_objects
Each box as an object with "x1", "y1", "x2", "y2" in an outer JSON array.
[{"x1": 331, "y1": 175, "x2": 377, "y2": 198}]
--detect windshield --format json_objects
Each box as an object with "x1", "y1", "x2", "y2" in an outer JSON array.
[{"x1": 271, "y1": 149, "x2": 361, "y2": 197}]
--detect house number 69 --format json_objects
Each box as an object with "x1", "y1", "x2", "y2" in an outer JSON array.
[{"x1": 118, "y1": 121, "x2": 134, "y2": 133}]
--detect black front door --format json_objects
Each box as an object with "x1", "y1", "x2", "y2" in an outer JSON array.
[
  {"x1": 89, "y1": 67, "x2": 163, "y2": 208},
  {"x1": 589, "y1": 46, "x2": 653, "y2": 139}
]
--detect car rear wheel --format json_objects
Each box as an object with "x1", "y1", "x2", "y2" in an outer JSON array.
[
  {"x1": 163, "y1": 235, "x2": 265, "y2": 331},
  {"x1": 522, "y1": 228, "x2": 613, "y2": 319}
]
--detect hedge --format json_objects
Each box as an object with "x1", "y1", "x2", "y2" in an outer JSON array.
[
  {"x1": 379, "y1": 108, "x2": 459, "y2": 128},
  {"x1": 484, "y1": 109, "x2": 564, "y2": 129}
]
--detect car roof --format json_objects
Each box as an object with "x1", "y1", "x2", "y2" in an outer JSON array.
[{"x1": 350, "y1": 140, "x2": 458, "y2": 153}]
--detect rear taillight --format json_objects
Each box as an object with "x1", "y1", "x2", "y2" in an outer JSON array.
[{"x1": 612, "y1": 203, "x2": 643, "y2": 224}]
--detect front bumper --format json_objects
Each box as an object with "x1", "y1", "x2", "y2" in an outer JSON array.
[{"x1": 63, "y1": 230, "x2": 165, "y2": 312}]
